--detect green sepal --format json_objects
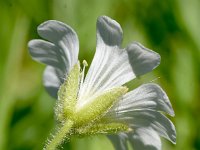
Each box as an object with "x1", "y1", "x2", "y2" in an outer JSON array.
[
  {"x1": 75, "y1": 122, "x2": 129, "y2": 137},
  {"x1": 55, "y1": 63, "x2": 80, "y2": 122},
  {"x1": 73, "y1": 86, "x2": 128, "y2": 126}
]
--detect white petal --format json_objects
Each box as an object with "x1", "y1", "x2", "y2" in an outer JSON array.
[
  {"x1": 28, "y1": 20, "x2": 79, "y2": 98},
  {"x1": 37, "y1": 20, "x2": 79, "y2": 70},
  {"x1": 43, "y1": 66, "x2": 64, "y2": 98},
  {"x1": 79, "y1": 16, "x2": 160, "y2": 101},
  {"x1": 28, "y1": 39, "x2": 66, "y2": 71},
  {"x1": 117, "y1": 83, "x2": 174, "y2": 116},
  {"x1": 96, "y1": 16, "x2": 123, "y2": 46},
  {"x1": 126, "y1": 42, "x2": 160, "y2": 76},
  {"x1": 29, "y1": 20, "x2": 79, "y2": 72},
  {"x1": 115, "y1": 110, "x2": 176, "y2": 144},
  {"x1": 107, "y1": 133, "x2": 128, "y2": 150},
  {"x1": 129, "y1": 127, "x2": 161, "y2": 150}
]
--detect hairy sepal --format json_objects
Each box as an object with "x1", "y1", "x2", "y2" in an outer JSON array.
[
  {"x1": 76, "y1": 122, "x2": 129, "y2": 137},
  {"x1": 56, "y1": 63, "x2": 80, "y2": 122},
  {"x1": 73, "y1": 86, "x2": 128, "y2": 126}
]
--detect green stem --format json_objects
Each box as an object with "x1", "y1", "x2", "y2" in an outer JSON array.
[{"x1": 45, "y1": 120, "x2": 74, "y2": 150}]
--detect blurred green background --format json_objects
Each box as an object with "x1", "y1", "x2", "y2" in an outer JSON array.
[{"x1": 0, "y1": 0, "x2": 200, "y2": 149}]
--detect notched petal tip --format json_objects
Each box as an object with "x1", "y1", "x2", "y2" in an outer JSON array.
[
  {"x1": 126, "y1": 42, "x2": 161, "y2": 76},
  {"x1": 166, "y1": 119, "x2": 176, "y2": 144},
  {"x1": 28, "y1": 40, "x2": 35, "y2": 51},
  {"x1": 165, "y1": 116, "x2": 176, "y2": 144},
  {"x1": 37, "y1": 20, "x2": 61, "y2": 36},
  {"x1": 97, "y1": 16, "x2": 123, "y2": 46},
  {"x1": 143, "y1": 83, "x2": 175, "y2": 117},
  {"x1": 28, "y1": 39, "x2": 40, "y2": 50},
  {"x1": 155, "y1": 112, "x2": 176, "y2": 144},
  {"x1": 171, "y1": 130, "x2": 177, "y2": 144},
  {"x1": 37, "y1": 20, "x2": 67, "y2": 33},
  {"x1": 156, "y1": 85, "x2": 175, "y2": 117},
  {"x1": 27, "y1": 39, "x2": 65, "y2": 69},
  {"x1": 37, "y1": 20, "x2": 79, "y2": 45},
  {"x1": 27, "y1": 39, "x2": 45, "y2": 59}
]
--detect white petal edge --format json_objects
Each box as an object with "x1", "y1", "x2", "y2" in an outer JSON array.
[
  {"x1": 114, "y1": 110, "x2": 176, "y2": 144},
  {"x1": 126, "y1": 42, "x2": 160, "y2": 76},
  {"x1": 116, "y1": 83, "x2": 174, "y2": 116},
  {"x1": 43, "y1": 66, "x2": 64, "y2": 98},
  {"x1": 28, "y1": 39, "x2": 66, "y2": 71},
  {"x1": 28, "y1": 20, "x2": 79, "y2": 98},
  {"x1": 96, "y1": 16, "x2": 123, "y2": 46},
  {"x1": 78, "y1": 16, "x2": 160, "y2": 104},
  {"x1": 129, "y1": 127, "x2": 161, "y2": 150},
  {"x1": 107, "y1": 133, "x2": 128, "y2": 150},
  {"x1": 37, "y1": 20, "x2": 79, "y2": 71}
]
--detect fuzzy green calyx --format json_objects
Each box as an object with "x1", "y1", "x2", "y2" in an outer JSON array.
[
  {"x1": 49, "y1": 62, "x2": 130, "y2": 150},
  {"x1": 73, "y1": 86, "x2": 128, "y2": 126},
  {"x1": 56, "y1": 62, "x2": 128, "y2": 126},
  {"x1": 56, "y1": 63, "x2": 80, "y2": 122}
]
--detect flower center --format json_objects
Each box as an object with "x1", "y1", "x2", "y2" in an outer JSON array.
[{"x1": 55, "y1": 62, "x2": 129, "y2": 136}]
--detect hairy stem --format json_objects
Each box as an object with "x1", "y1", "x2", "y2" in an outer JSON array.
[{"x1": 45, "y1": 120, "x2": 74, "y2": 150}]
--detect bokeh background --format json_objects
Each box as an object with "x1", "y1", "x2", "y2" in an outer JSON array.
[{"x1": 0, "y1": 0, "x2": 200, "y2": 149}]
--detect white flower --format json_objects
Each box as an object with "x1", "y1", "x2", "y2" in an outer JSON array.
[{"x1": 28, "y1": 16, "x2": 176, "y2": 150}]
